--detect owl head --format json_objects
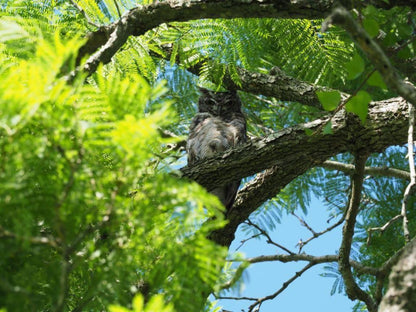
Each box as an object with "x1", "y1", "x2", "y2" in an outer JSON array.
[{"x1": 198, "y1": 87, "x2": 242, "y2": 117}]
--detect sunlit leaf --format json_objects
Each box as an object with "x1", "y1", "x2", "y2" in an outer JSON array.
[
  {"x1": 346, "y1": 53, "x2": 365, "y2": 80},
  {"x1": 367, "y1": 70, "x2": 387, "y2": 90},
  {"x1": 317, "y1": 90, "x2": 341, "y2": 111},
  {"x1": 345, "y1": 90, "x2": 371, "y2": 124}
]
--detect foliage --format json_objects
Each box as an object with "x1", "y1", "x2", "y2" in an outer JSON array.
[
  {"x1": 1, "y1": 1, "x2": 416, "y2": 311},
  {"x1": 0, "y1": 16, "x2": 227, "y2": 312}
]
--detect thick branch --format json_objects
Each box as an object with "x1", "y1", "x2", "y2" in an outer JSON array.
[
  {"x1": 72, "y1": 0, "x2": 336, "y2": 79},
  {"x1": 400, "y1": 102, "x2": 415, "y2": 243},
  {"x1": 379, "y1": 237, "x2": 416, "y2": 311},
  {"x1": 73, "y1": 0, "x2": 416, "y2": 70},
  {"x1": 190, "y1": 97, "x2": 409, "y2": 246},
  {"x1": 323, "y1": 6, "x2": 416, "y2": 107}
]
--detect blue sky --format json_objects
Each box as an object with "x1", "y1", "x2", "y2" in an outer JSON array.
[{"x1": 217, "y1": 196, "x2": 357, "y2": 312}]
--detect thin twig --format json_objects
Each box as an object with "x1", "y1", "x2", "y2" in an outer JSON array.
[
  {"x1": 113, "y1": 0, "x2": 122, "y2": 19},
  {"x1": 240, "y1": 253, "x2": 378, "y2": 276},
  {"x1": 215, "y1": 295, "x2": 257, "y2": 301},
  {"x1": 321, "y1": 160, "x2": 411, "y2": 180},
  {"x1": 296, "y1": 215, "x2": 344, "y2": 253},
  {"x1": 246, "y1": 219, "x2": 294, "y2": 255},
  {"x1": 292, "y1": 212, "x2": 317, "y2": 235},
  {"x1": 247, "y1": 262, "x2": 316, "y2": 312},
  {"x1": 313, "y1": 68, "x2": 376, "y2": 135},
  {"x1": 235, "y1": 233, "x2": 262, "y2": 251},
  {"x1": 367, "y1": 214, "x2": 403, "y2": 245}
]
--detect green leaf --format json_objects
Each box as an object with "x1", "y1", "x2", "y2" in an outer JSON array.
[
  {"x1": 109, "y1": 305, "x2": 131, "y2": 312},
  {"x1": 305, "y1": 128, "x2": 314, "y2": 136},
  {"x1": 397, "y1": 23, "x2": 412, "y2": 38},
  {"x1": 398, "y1": 46, "x2": 412, "y2": 59},
  {"x1": 367, "y1": 71, "x2": 387, "y2": 90},
  {"x1": 346, "y1": 53, "x2": 365, "y2": 80},
  {"x1": 132, "y1": 295, "x2": 144, "y2": 312},
  {"x1": 363, "y1": 18, "x2": 379, "y2": 38},
  {"x1": 345, "y1": 90, "x2": 371, "y2": 124},
  {"x1": 317, "y1": 91, "x2": 341, "y2": 111},
  {"x1": 323, "y1": 121, "x2": 333, "y2": 135}
]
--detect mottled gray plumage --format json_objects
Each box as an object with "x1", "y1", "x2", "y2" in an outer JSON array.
[{"x1": 187, "y1": 88, "x2": 247, "y2": 211}]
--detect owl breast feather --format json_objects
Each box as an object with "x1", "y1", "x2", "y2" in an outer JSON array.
[{"x1": 187, "y1": 116, "x2": 236, "y2": 162}]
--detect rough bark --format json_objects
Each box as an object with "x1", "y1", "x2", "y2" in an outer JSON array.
[{"x1": 379, "y1": 237, "x2": 416, "y2": 312}]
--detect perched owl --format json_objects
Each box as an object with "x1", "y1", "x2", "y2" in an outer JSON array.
[{"x1": 187, "y1": 88, "x2": 247, "y2": 211}]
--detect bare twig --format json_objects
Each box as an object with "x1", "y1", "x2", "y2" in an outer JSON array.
[
  {"x1": 247, "y1": 262, "x2": 316, "y2": 312},
  {"x1": 367, "y1": 214, "x2": 403, "y2": 246},
  {"x1": 338, "y1": 154, "x2": 377, "y2": 312},
  {"x1": 215, "y1": 295, "x2": 257, "y2": 301},
  {"x1": 235, "y1": 232, "x2": 262, "y2": 251},
  {"x1": 245, "y1": 219, "x2": 294, "y2": 255},
  {"x1": 296, "y1": 215, "x2": 344, "y2": 253},
  {"x1": 292, "y1": 212, "x2": 317, "y2": 235},
  {"x1": 321, "y1": 160, "x2": 410, "y2": 181},
  {"x1": 113, "y1": 0, "x2": 122, "y2": 19},
  {"x1": 242, "y1": 253, "x2": 378, "y2": 276}
]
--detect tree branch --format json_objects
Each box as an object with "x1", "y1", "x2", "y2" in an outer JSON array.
[
  {"x1": 248, "y1": 262, "x2": 316, "y2": 312},
  {"x1": 379, "y1": 236, "x2": 416, "y2": 311},
  {"x1": 245, "y1": 219, "x2": 294, "y2": 255},
  {"x1": 338, "y1": 154, "x2": 377, "y2": 311},
  {"x1": 400, "y1": 102, "x2": 415, "y2": 243},
  {"x1": 321, "y1": 160, "x2": 411, "y2": 180},
  {"x1": 243, "y1": 253, "x2": 378, "y2": 276},
  {"x1": 367, "y1": 214, "x2": 403, "y2": 246},
  {"x1": 295, "y1": 214, "x2": 345, "y2": 253},
  {"x1": 196, "y1": 97, "x2": 409, "y2": 247},
  {"x1": 70, "y1": 0, "x2": 337, "y2": 80}
]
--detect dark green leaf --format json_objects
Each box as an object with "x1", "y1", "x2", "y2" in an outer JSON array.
[
  {"x1": 398, "y1": 46, "x2": 412, "y2": 59},
  {"x1": 363, "y1": 18, "x2": 379, "y2": 38}
]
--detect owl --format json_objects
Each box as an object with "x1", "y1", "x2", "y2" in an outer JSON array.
[{"x1": 187, "y1": 88, "x2": 247, "y2": 211}]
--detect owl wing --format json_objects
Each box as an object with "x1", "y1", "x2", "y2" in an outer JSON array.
[
  {"x1": 223, "y1": 113, "x2": 247, "y2": 211},
  {"x1": 187, "y1": 112, "x2": 213, "y2": 164}
]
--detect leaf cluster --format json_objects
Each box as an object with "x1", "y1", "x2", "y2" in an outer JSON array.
[{"x1": 0, "y1": 17, "x2": 227, "y2": 312}]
